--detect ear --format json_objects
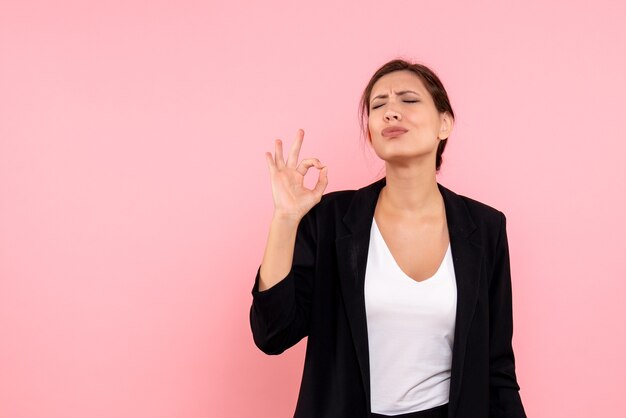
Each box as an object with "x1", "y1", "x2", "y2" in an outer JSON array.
[{"x1": 438, "y1": 112, "x2": 454, "y2": 140}]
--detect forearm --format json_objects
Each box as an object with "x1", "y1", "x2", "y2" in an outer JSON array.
[{"x1": 258, "y1": 213, "x2": 301, "y2": 291}]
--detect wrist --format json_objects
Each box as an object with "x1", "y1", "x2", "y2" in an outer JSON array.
[{"x1": 272, "y1": 210, "x2": 302, "y2": 225}]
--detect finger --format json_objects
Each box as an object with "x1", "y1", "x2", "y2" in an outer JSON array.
[
  {"x1": 274, "y1": 139, "x2": 285, "y2": 168},
  {"x1": 286, "y1": 129, "x2": 304, "y2": 169},
  {"x1": 265, "y1": 152, "x2": 276, "y2": 173},
  {"x1": 274, "y1": 139, "x2": 286, "y2": 168},
  {"x1": 296, "y1": 158, "x2": 323, "y2": 176},
  {"x1": 313, "y1": 166, "x2": 328, "y2": 196}
]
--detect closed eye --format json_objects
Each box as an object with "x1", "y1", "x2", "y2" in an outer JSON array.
[{"x1": 371, "y1": 99, "x2": 419, "y2": 110}]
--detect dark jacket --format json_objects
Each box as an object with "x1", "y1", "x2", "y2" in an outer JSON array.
[{"x1": 250, "y1": 178, "x2": 527, "y2": 418}]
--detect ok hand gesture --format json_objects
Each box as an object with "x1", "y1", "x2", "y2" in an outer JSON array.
[{"x1": 265, "y1": 129, "x2": 328, "y2": 222}]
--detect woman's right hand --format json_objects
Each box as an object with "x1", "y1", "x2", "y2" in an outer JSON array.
[{"x1": 265, "y1": 129, "x2": 328, "y2": 222}]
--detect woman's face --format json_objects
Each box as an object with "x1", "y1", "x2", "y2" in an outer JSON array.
[{"x1": 368, "y1": 70, "x2": 452, "y2": 167}]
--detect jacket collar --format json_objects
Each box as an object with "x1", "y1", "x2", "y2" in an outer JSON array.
[
  {"x1": 340, "y1": 176, "x2": 477, "y2": 240},
  {"x1": 335, "y1": 176, "x2": 482, "y2": 417}
]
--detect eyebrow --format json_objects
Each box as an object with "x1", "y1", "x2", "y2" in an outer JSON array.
[{"x1": 371, "y1": 90, "x2": 421, "y2": 102}]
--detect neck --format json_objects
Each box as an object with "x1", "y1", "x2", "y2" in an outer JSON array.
[{"x1": 379, "y1": 162, "x2": 443, "y2": 217}]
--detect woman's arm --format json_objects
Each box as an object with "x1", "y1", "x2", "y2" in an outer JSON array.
[
  {"x1": 489, "y1": 212, "x2": 527, "y2": 418},
  {"x1": 249, "y1": 129, "x2": 328, "y2": 355}
]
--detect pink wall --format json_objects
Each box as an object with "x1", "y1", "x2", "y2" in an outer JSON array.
[{"x1": 1, "y1": 1, "x2": 625, "y2": 417}]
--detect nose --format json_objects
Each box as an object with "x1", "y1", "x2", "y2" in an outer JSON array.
[{"x1": 384, "y1": 108, "x2": 401, "y2": 122}]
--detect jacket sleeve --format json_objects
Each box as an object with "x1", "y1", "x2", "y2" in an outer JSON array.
[
  {"x1": 249, "y1": 207, "x2": 317, "y2": 355},
  {"x1": 489, "y1": 211, "x2": 527, "y2": 418}
]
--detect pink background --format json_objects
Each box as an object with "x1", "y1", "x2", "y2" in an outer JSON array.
[{"x1": 1, "y1": 1, "x2": 625, "y2": 417}]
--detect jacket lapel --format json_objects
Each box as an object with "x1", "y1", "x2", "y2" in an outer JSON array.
[{"x1": 335, "y1": 177, "x2": 483, "y2": 416}]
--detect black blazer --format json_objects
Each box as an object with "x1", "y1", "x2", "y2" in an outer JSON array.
[{"x1": 250, "y1": 178, "x2": 526, "y2": 418}]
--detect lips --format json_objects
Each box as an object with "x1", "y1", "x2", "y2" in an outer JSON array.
[{"x1": 381, "y1": 126, "x2": 408, "y2": 137}]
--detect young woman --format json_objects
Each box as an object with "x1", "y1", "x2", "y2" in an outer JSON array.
[{"x1": 250, "y1": 59, "x2": 527, "y2": 418}]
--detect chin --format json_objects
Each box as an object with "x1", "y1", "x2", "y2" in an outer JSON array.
[
  {"x1": 373, "y1": 147, "x2": 438, "y2": 167},
  {"x1": 373, "y1": 145, "x2": 430, "y2": 159}
]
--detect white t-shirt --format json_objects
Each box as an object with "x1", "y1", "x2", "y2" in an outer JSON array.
[{"x1": 364, "y1": 219, "x2": 457, "y2": 415}]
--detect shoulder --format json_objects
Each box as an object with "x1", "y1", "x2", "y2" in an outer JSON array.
[
  {"x1": 317, "y1": 189, "x2": 357, "y2": 210},
  {"x1": 299, "y1": 179, "x2": 382, "y2": 234},
  {"x1": 303, "y1": 189, "x2": 357, "y2": 227},
  {"x1": 459, "y1": 192, "x2": 505, "y2": 220},
  {"x1": 439, "y1": 183, "x2": 507, "y2": 236},
  {"x1": 312, "y1": 177, "x2": 383, "y2": 217}
]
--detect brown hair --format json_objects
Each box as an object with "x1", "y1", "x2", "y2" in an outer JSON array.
[{"x1": 359, "y1": 59, "x2": 455, "y2": 172}]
